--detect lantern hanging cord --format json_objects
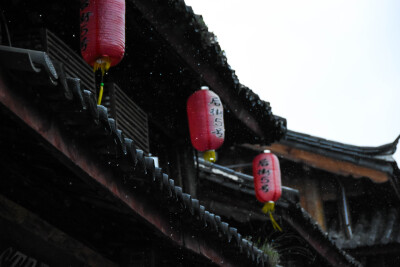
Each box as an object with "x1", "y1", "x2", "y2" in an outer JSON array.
[
  {"x1": 262, "y1": 201, "x2": 282, "y2": 232},
  {"x1": 1, "y1": 10, "x2": 12, "y2": 46},
  {"x1": 97, "y1": 77, "x2": 104, "y2": 105},
  {"x1": 94, "y1": 57, "x2": 111, "y2": 105}
]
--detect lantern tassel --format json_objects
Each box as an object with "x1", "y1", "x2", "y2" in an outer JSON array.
[
  {"x1": 204, "y1": 150, "x2": 216, "y2": 163},
  {"x1": 94, "y1": 56, "x2": 111, "y2": 105},
  {"x1": 93, "y1": 56, "x2": 111, "y2": 76},
  {"x1": 262, "y1": 201, "x2": 282, "y2": 232}
]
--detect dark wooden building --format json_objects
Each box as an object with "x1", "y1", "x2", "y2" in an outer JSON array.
[
  {"x1": 213, "y1": 130, "x2": 400, "y2": 266},
  {"x1": 0, "y1": 0, "x2": 287, "y2": 266},
  {"x1": 0, "y1": 1, "x2": 368, "y2": 266}
]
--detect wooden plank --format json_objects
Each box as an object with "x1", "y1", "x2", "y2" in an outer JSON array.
[
  {"x1": 112, "y1": 84, "x2": 150, "y2": 153},
  {"x1": 101, "y1": 83, "x2": 150, "y2": 153},
  {"x1": 115, "y1": 87, "x2": 148, "y2": 118},
  {"x1": 116, "y1": 117, "x2": 149, "y2": 149},
  {"x1": 116, "y1": 119, "x2": 148, "y2": 149},
  {"x1": 286, "y1": 175, "x2": 327, "y2": 230},
  {"x1": 266, "y1": 143, "x2": 390, "y2": 183},
  {"x1": 115, "y1": 93, "x2": 146, "y2": 117},
  {"x1": 116, "y1": 109, "x2": 148, "y2": 136},
  {"x1": 45, "y1": 31, "x2": 95, "y2": 93},
  {"x1": 301, "y1": 177, "x2": 326, "y2": 231},
  {"x1": 115, "y1": 100, "x2": 148, "y2": 132},
  {"x1": 0, "y1": 194, "x2": 117, "y2": 267}
]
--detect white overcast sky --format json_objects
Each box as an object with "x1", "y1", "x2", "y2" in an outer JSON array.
[{"x1": 185, "y1": 0, "x2": 400, "y2": 162}]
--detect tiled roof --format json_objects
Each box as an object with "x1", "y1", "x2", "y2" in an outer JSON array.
[
  {"x1": 197, "y1": 158, "x2": 362, "y2": 267},
  {"x1": 279, "y1": 203, "x2": 362, "y2": 267},
  {"x1": 280, "y1": 130, "x2": 400, "y2": 197},
  {"x1": 130, "y1": 0, "x2": 287, "y2": 144},
  {"x1": 0, "y1": 45, "x2": 274, "y2": 266},
  {"x1": 245, "y1": 129, "x2": 400, "y2": 197},
  {"x1": 284, "y1": 130, "x2": 399, "y2": 161},
  {"x1": 328, "y1": 207, "x2": 400, "y2": 249}
]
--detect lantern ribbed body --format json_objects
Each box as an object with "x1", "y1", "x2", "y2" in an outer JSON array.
[
  {"x1": 187, "y1": 90, "x2": 225, "y2": 152},
  {"x1": 80, "y1": 0, "x2": 125, "y2": 67},
  {"x1": 253, "y1": 152, "x2": 282, "y2": 203}
]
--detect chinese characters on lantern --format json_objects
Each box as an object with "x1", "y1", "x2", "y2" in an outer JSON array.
[
  {"x1": 80, "y1": 0, "x2": 91, "y2": 51},
  {"x1": 257, "y1": 158, "x2": 271, "y2": 193},
  {"x1": 209, "y1": 97, "x2": 224, "y2": 138}
]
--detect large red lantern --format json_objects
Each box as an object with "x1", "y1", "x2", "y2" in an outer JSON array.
[
  {"x1": 80, "y1": 0, "x2": 125, "y2": 69},
  {"x1": 187, "y1": 86, "x2": 225, "y2": 162},
  {"x1": 80, "y1": 0, "x2": 125, "y2": 104},
  {"x1": 253, "y1": 150, "x2": 282, "y2": 231}
]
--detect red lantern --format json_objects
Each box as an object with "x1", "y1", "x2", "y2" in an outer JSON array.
[
  {"x1": 80, "y1": 0, "x2": 125, "y2": 104},
  {"x1": 253, "y1": 151, "x2": 282, "y2": 203},
  {"x1": 253, "y1": 150, "x2": 282, "y2": 231},
  {"x1": 80, "y1": 0, "x2": 125, "y2": 72},
  {"x1": 187, "y1": 86, "x2": 225, "y2": 162}
]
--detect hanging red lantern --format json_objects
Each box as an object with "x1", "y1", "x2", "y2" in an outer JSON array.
[
  {"x1": 187, "y1": 86, "x2": 225, "y2": 162},
  {"x1": 253, "y1": 150, "x2": 282, "y2": 231},
  {"x1": 80, "y1": 0, "x2": 125, "y2": 104}
]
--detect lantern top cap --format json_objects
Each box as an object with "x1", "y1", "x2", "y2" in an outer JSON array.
[
  {"x1": 263, "y1": 149, "x2": 271, "y2": 153},
  {"x1": 201, "y1": 86, "x2": 209, "y2": 90}
]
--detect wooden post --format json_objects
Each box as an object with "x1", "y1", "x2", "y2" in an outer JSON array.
[
  {"x1": 181, "y1": 147, "x2": 198, "y2": 198},
  {"x1": 302, "y1": 175, "x2": 326, "y2": 231}
]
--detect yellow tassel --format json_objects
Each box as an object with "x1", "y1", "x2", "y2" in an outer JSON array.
[
  {"x1": 97, "y1": 82, "x2": 104, "y2": 105},
  {"x1": 93, "y1": 56, "x2": 111, "y2": 76},
  {"x1": 262, "y1": 201, "x2": 282, "y2": 232},
  {"x1": 203, "y1": 150, "x2": 216, "y2": 163},
  {"x1": 93, "y1": 56, "x2": 110, "y2": 105}
]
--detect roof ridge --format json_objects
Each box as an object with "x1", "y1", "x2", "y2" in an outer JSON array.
[
  {"x1": 0, "y1": 45, "x2": 272, "y2": 266},
  {"x1": 285, "y1": 130, "x2": 399, "y2": 157}
]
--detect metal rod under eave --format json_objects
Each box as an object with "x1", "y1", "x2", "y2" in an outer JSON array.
[{"x1": 337, "y1": 179, "x2": 353, "y2": 239}]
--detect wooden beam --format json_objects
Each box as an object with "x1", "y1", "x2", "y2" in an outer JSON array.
[
  {"x1": 0, "y1": 72, "x2": 252, "y2": 267},
  {"x1": 300, "y1": 177, "x2": 326, "y2": 231},
  {"x1": 0, "y1": 194, "x2": 117, "y2": 267},
  {"x1": 267, "y1": 143, "x2": 390, "y2": 183}
]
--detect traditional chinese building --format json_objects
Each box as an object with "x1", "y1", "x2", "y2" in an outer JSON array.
[
  {"x1": 0, "y1": 0, "x2": 365, "y2": 266},
  {"x1": 211, "y1": 130, "x2": 400, "y2": 266}
]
